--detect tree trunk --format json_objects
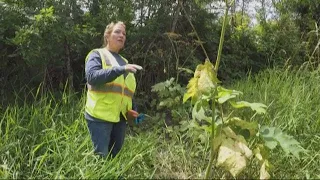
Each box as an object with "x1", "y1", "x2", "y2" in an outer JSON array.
[
  {"x1": 171, "y1": 0, "x2": 182, "y2": 32},
  {"x1": 230, "y1": 0, "x2": 236, "y2": 31},
  {"x1": 64, "y1": 37, "x2": 74, "y2": 93},
  {"x1": 241, "y1": 0, "x2": 245, "y2": 25},
  {"x1": 261, "y1": 0, "x2": 266, "y2": 23},
  {"x1": 140, "y1": 0, "x2": 144, "y2": 26}
]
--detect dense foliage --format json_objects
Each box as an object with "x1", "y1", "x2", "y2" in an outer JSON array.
[
  {"x1": 1, "y1": 67, "x2": 319, "y2": 179},
  {"x1": 1, "y1": 0, "x2": 320, "y2": 179},
  {"x1": 1, "y1": 0, "x2": 319, "y2": 105}
]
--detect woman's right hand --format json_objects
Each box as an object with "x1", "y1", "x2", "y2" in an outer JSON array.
[
  {"x1": 126, "y1": 110, "x2": 139, "y2": 126},
  {"x1": 125, "y1": 64, "x2": 143, "y2": 73}
]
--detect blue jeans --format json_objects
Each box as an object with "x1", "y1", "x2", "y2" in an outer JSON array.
[{"x1": 86, "y1": 116, "x2": 126, "y2": 158}]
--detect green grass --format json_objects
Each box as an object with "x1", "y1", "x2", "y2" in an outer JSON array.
[
  {"x1": 232, "y1": 67, "x2": 320, "y2": 134},
  {"x1": 230, "y1": 67, "x2": 320, "y2": 179},
  {"x1": 1, "y1": 67, "x2": 319, "y2": 179},
  {"x1": 0, "y1": 91, "x2": 156, "y2": 179}
]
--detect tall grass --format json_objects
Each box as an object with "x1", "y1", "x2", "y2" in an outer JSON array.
[
  {"x1": 0, "y1": 89, "x2": 156, "y2": 179},
  {"x1": 230, "y1": 66, "x2": 320, "y2": 179},
  {"x1": 1, "y1": 67, "x2": 319, "y2": 179}
]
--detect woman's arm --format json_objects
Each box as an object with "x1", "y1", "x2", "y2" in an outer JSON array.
[{"x1": 85, "y1": 50, "x2": 126, "y2": 85}]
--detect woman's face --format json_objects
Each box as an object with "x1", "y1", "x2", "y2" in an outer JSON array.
[{"x1": 107, "y1": 24, "x2": 126, "y2": 52}]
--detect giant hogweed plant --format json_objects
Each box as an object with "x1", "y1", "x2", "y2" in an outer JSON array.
[{"x1": 182, "y1": 0, "x2": 305, "y2": 179}]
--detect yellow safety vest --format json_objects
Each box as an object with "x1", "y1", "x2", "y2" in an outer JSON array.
[{"x1": 85, "y1": 48, "x2": 136, "y2": 122}]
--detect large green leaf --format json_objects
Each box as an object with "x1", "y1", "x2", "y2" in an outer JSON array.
[
  {"x1": 158, "y1": 98, "x2": 174, "y2": 108},
  {"x1": 227, "y1": 117, "x2": 259, "y2": 137},
  {"x1": 192, "y1": 101, "x2": 211, "y2": 122},
  {"x1": 259, "y1": 126, "x2": 305, "y2": 159},
  {"x1": 151, "y1": 77, "x2": 175, "y2": 92},
  {"x1": 216, "y1": 87, "x2": 242, "y2": 104},
  {"x1": 230, "y1": 101, "x2": 267, "y2": 114}
]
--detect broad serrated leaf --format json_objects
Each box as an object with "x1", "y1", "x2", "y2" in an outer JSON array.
[
  {"x1": 151, "y1": 81, "x2": 166, "y2": 92},
  {"x1": 183, "y1": 77, "x2": 199, "y2": 103},
  {"x1": 198, "y1": 70, "x2": 215, "y2": 93},
  {"x1": 158, "y1": 98, "x2": 174, "y2": 108},
  {"x1": 183, "y1": 60, "x2": 220, "y2": 103},
  {"x1": 183, "y1": 93, "x2": 192, "y2": 103},
  {"x1": 264, "y1": 140, "x2": 278, "y2": 149},
  {"x1": 216, "y1": 138, "x2": 247, "y2": 177},
  {"x1": 259, "y1": 126, "x2": 280, "y2": 149},
  {"x1": 192, "y1": 101, "x2": 211, "y2": 122},
  {"x1": 204, "y1": 60, "x2": 220, "y2": 84},
  {"x1": 274, "y1": 129, "x2": 303, "y2": 159},
  {"x1": 222, "y1": 127, "x2": 253, "y2": 158},
  {"x1": 253, "y1": 144, "x2": 270, "y2": 162},
  {"x1": 216, "y1": 87, "x2": 243, "y2": 104},
  {"x1": 151, "y1": 78, "x2": 175, "y2": 92},
  {"x1": 213, "y1": 134, "x2": 225, "y2": 153},
  {"x1": 222, "y1": 126, "x2": 238, "y2": 139},
  {"x1": 227, "y1": 117, "x2": 259, "y2": 137},
  {"x1": 230, "y1": 101, "x2": 267, "y2": 114},
  {"x1": 260, "y1": 126, "x2": 305, "y2": 159},
  {"x1": 216, "y1": 129, "x2": 253, "y2": 177}
]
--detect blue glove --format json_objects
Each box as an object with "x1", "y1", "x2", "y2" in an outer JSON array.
[{"x1": 134, "y1": 114, "x2": 145, "y2": 124}]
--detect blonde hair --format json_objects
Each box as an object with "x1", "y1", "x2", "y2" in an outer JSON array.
[{"x1": 103, "y1": 21, "x2": 126, "y2": 46}]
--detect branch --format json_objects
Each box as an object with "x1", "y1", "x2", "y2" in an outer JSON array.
[{"x1": 181, "y1": 3, "x2": 210, "y2": 61}]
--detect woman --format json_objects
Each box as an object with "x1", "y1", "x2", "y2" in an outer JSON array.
[{"x1": 84, "y1": 21, "x2": 142, "y2": 158}]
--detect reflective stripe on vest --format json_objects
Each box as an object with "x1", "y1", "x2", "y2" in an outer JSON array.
[
  {"x1": 87, "y1": 48, "x2": 132, "y2": 97},
  {"x1": 87, "y1": 83, "x2": 134, "y2": 98}
]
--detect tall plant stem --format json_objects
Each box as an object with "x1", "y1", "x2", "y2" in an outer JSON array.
[
  {"x1": 205, "y1": 89, "x2": 217, "y2": 179},
  {"x1": 214, "y1": 0, "x2": 234, "y2": 72},
  {"x1": 205, "y1": 0, "x2": 234, "y2": 178}
]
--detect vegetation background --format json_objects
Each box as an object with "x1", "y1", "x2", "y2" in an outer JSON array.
[{"x1": 0, "y1": 0, "x2": 319, "y2": 179}]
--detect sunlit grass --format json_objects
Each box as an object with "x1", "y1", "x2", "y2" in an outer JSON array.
[
  {"x1": 230, "y1": 67, "x2": 320, "y2": 179},
  {"x1": 1, "y1": 67, "x2": 319, "y2": 179},
  {"x1": 0, "y1": 90, "x2": 156, "y2": 179}
]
